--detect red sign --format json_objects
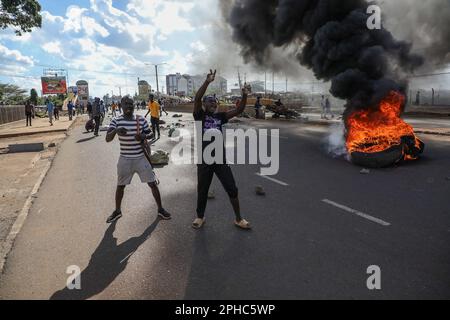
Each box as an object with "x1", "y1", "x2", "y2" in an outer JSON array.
[{"x1": 41, "y1": 77, "x2": 67, "y2": 94}]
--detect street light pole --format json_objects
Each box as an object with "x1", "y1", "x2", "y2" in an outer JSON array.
[
  {"x1": 155, "y1": 65, "x2": 159, "y2": 94},
  {"x1": 146, "y1": 62, "x2": 167, "y2": 96}
]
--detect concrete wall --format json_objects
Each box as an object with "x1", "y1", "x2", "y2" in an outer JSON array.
[{"x1": 0, "y1": 105, "x2": 25, "y2": 125}]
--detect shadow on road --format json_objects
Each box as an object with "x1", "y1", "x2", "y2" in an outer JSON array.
[
  {"x1": 50, "y1": 218, "x2": 160, "y2": 300},
  {"x1": 183, "y1": 228, "x2": 253, "y2": 299},
  {"x1": 76, "y1": 136, "x2": 97, "y2": 143}
]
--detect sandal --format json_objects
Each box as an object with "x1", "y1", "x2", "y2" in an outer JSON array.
[
  {"x1": 192, "y1": 218, "x2": 205, "y2": 229},
  {"x1": 234, "y1": 218, "x2": 251, "y2": 230}
]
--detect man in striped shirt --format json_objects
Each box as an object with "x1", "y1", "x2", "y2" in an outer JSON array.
[{"x1": 105, "y1": 96, "x2": 171, "y2": 223}]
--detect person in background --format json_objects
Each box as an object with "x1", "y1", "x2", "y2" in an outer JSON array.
[
  {"x1": 68, "y1": 101, "x2": 74, "y2": 121},
  {"x1": 325, "y1": 97, "x2": 333, "y2": 119},
  {"x1": 320, "y1": 95, "x2": 326, "y2": 119},
  {"x1": 144, "y1": 94, "x2": 161, "y2": 139},
  {"x1": 254, "y1": 96, "x2": 262, "y2": 119},
  {"x1": 159, "y1": 98, "x2": 168, "y2": 117},
  {"x1": 75, "y1": 102, "x2": 80, "y2": 115},
  {"x1": 46, "y1": 99, "x2": 54, "y2": 126},
  {"x1": 25, "y1": 100, "x2": 34, "y2": 126},
  {"x1": 54, "y1": 103, "x2": 60, "y2": 120},
  {"x1": 111, "y1": 101, "x2": 117, "y2": 117},
  {"x1": 87, "y1": 101, "x2": 93, "y2": 119},
  {"x1": 92, "y1": 97, "x2": 102, "y2": 136},
  {"x1": 100, "y1": 100, "x2": 106, "y2": 124}
]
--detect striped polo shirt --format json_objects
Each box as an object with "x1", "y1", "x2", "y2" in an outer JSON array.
[{"x1": 109, "y1": 115, "x2": 151, "y2": 158}]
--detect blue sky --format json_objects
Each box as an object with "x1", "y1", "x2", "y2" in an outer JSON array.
[{"x1": 0, "y1": 0, "x2": 229, "y2": 97}]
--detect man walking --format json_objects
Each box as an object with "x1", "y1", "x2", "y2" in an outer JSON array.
[
  {"x1": 68, "y1": 101, "x2": 74, "y2": 121},
  {"x1": 54, "y1": 103, "x2": 60, "y2": 120},
  {"x1": 105, "y1": 96, "x2": 171, "y2": 223},
  {"x1": 25, "y1": 100, "x2": 34, "y2": 126},
  {"x1": 192, "y1": 69, "x2": 251, "y2": 230},
  {"x1": 144, "y1": 94, "x2": 161, "y2": 139},
  {"x1": 46, "y1": 99, "x2": 54, "y2": 126},
  {"x1": 159, "y1": 98, "x2": 168, "y2": 117},
  {"x1": 87, "y1": 101, "x2": 93, "y2": 119},
  {"x1": 320, "y1": 95, "x2": 326, "y2": 119},
  {"x1": 92, "y1": 97, "x2": 102, "y2": 136}
]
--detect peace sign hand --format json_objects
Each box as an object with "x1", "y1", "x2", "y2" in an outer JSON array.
[{"x1": 206, "y1": 69, "x2": 216, "y2": 83}]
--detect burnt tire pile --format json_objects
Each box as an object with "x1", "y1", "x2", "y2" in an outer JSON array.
[{"x1": 351, "y1": 136, "x2": 425, "y2": 168}]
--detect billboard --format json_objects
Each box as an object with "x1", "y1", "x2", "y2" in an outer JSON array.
[
  {"x1": 76, "y1": 80, "x2": 89, "y2": 98},
  {"x1": 41, "y1": 77, "x2": 67, "y2": 94},
  {"x1": 138, "y1": 80, "x2": 150, "y2": 97}
]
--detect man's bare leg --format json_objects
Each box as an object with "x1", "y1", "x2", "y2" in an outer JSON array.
[{"x1": 115, "y1": 185, "x2": 125, "y2": 212}]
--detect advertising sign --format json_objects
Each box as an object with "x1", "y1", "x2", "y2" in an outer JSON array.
[
  {"x1": 76, "y1": 80, "x2": 89, "y2": 98},
  {"x1": 41, "y1": 77, "x2": 67, "y2": 94}
]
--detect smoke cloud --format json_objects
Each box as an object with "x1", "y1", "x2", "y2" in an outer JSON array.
[{"x1": 224, "y1": 0, "x2": 434, "y2": 118}]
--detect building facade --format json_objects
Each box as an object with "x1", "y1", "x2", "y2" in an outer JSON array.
[{"x1": 166, "y1": 73, "x2": 227, "y2": 97}]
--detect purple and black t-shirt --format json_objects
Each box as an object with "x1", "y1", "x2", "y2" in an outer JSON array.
[{"x1": 193, "y1": 109, "x2": 228, "y2": 164}]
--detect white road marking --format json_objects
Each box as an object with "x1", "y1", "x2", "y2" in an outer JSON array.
[
  {"x1": 321, "y1": 199, "x2": 391, "y2": 226},
  {"x1": 256, "y1": 173, "x2": 289, "y2": 186}
]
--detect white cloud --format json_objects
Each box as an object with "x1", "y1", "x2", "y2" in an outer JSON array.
[
  {"x1": 42, "y1": 41, "x2": 62, "y2": 54},
  {"x1": 0, "y1": 44, "x2": 34, "y2": 74},
  {"x1": 0, "y1": 0, "x2": 215, "y2": 96},
  {"x1": 0, "y1": 44, "x2": 34, "y2": 66}
]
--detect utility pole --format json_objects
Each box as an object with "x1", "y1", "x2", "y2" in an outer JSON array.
[
  {"x1": 146, "y1": 63, "x2": 167, "y2": 96},
  {"x1": 285, "y1": 77, "x2": 288, "y2": 93},
  {"x1": 264, "y1": 71, "x2": 267, "y2": 97},
  {"x1": 272, "y1": 72, "x2": 274, "y2": 95}
]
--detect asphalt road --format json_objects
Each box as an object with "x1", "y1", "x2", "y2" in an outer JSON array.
[{"x1": 0, "y1": 111, "x2": 449, "y2": 299}]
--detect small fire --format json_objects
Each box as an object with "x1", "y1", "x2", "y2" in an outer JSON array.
[{"x1": 346, "y1": 91, "x2": 424, "y2": 161}]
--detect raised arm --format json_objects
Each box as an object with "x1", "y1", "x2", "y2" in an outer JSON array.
[
  {"x1": 226, "y1": 83, "x2": 251, "y2": 120},
  {"x1": 194, "y1": 69, "x2": 216, "y2": 114}
]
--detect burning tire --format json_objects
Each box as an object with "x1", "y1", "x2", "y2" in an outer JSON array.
[
  {"x1": 350, "y1": 135, "x2": 425, "y2": 168},
  {"x1": 351, "y1": 144, "x2": 403, "y2": 168},
  {"x1": 346, "y1": 92, "x2": 425, "y2": 167}
]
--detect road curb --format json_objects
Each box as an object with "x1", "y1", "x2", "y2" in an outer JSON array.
[{"x1": 0, "y1": 116, "x2": 81, "y2": 139}]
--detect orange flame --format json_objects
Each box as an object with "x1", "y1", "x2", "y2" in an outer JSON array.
[{"x1": 346, "y1": 91, "x2": 422, "y2": 160}]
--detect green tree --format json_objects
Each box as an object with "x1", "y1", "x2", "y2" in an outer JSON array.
[
  {"x1": 0, "y1": 0, "x2": 42, "y2": 35},
  {"x1": 0, "y1": 83, "x2": 27, "y2": 104},
  {"x1": 30, "y1": 88, "x2": 38, "y2": 104}
]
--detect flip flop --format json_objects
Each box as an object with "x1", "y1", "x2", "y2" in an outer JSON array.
[
  {"x1": 234, "y1": 219, "x2": 251, "y2": 230},
  {"x1": 192, "y1": 218, "x2": 205, "y2": 229}
]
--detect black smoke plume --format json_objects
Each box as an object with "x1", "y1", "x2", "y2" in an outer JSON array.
[{"x1": 226, "y1": 0, "x2": 425, "y2": 119}]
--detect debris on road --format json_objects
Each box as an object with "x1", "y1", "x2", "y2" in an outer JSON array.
[
  {"x1": 360, "y1": 168, "x2": 370, "y2": 174},
  {"x1": 168, "y1": 125, "x2": 176, "y2": 137},
  {"x1": 255, "y1": 185, "x2": 266, "y2": 196},
  {"x1": 8, "y1": 143, "x2": 44, "y2": 153},
  {"x1": 172, "y1": 114, "x2": 183, "y2": 118},
  {"x1": 48, "y1": 142, "x2": 56, "y2": 148},
  {"x1": 208, "y1": 190, "x2": 215, "y2": 199},
  {"x1": 150, "y1": 150, "x2": 169, "y2": 165}
]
